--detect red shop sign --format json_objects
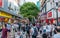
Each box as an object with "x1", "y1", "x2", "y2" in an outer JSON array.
[
  {"x1": 47, "y1": 12, "x2": 52, "y2": 17},
  {"x1": 0, "y1": 0, "x2": 2, "y2": 7}
]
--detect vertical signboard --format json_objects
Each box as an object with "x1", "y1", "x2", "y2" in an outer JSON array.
[
  {"x1": 0, "y1": 0, "x2": 3, "y2": 7},
  {"x1": 0, "y1": 0, "x2": 4, "y2": 8}
]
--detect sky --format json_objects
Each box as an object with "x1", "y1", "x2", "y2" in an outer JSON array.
[{"x1": 25, "y1": 0, "x2": 39, "y2": 4}]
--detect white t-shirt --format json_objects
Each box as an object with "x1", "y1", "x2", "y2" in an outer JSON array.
[
  {"x1": 21, "y1": 23, "x2": 25, "y2": 27},
  {"x1": 7, "y1": 24, "x2": 11, "y2": 30},
  {"x1": 51, "y1": 24, "x2": 55, "y2": 31},
  {"x1": 42, "y1": 26, "x2": 47, "y2": 33},
  {"x1": 15, "y1": 35, "x2": 20, "y2": 38},
  {"x1": 30, "y1": 27, "x2": 34, "y2": 35},
  {"x1": 43, "y1": 26, "x2": 46, "y2": 30},
  {"x1": 30, "y1": 26, "x2": 37, "y2": 35},
  {"x1": 14, "y1": 24, "x2": 19, "y2": 28},
  {"x1": 46, "y1": 25, "x2": 52, "y2": 32}
]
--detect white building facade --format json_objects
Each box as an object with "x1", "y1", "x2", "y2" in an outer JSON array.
[{"x1": 40, "y1": 0, "x2": 60, "y2": 23}]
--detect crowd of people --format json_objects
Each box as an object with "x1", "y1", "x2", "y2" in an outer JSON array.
[{"x1": 0, "y1": 20, "x2": 60, "y2": 38}]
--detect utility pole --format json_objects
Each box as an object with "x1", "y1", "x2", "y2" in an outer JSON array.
[
  {"x1": 54, "y1": 0, "x2": 59, "y2": 26},
  {"x1": 56, "y1": 2, "x2": 58, "y2": 26}
]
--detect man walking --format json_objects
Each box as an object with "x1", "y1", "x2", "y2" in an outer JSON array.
[
  {"x1": 30, "y1": 23, "x2": 38, "y2": 38},
  {"x1": 53, "y1": 26, "x2": 60, "y2": 38}
]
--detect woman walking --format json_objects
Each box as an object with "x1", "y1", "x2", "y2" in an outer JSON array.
[{"x1": 2, "y1": 24, "x2": 7, "y2": 38}]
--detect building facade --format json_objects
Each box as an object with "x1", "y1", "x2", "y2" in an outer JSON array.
[
  {"x1": 40, "y1": 0, "x2": 60, "y2": 23},
  {"x1": 19, "y1": 0, "x2": 25, "y2": 6},
  {"x1": 0, "y1": 0, "x2": 22, "y2": 23}
]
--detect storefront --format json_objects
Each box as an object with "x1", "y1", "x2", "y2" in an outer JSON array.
[
  {"x1": 0, "y1": 11, "x2": 12, "y2": 23},
  {"x1": 0, "y1": 11, "x2": 12, "y2": 30}
]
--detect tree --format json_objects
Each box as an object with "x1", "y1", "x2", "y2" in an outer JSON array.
[{"x1": 20, "y1": 2, "x2": 39, "y2": 21}]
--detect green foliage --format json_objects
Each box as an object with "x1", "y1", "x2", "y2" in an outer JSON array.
[{"x1": 20, "y1": 2, "x2": 39, "y2": 21}]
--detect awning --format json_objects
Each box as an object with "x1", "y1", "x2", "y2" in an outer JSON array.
[{"x1": 0, "y1": 8, "x2": 22, "y2": 18}]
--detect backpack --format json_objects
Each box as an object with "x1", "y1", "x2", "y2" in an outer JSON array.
[
  {"x1": 17, "y1": 23, "x2": 21, "y2": 30},
  {"x1": 33, "y1": 27, "x2": 38, "y2": 36},
  {"x1": 43, "y1": 26, "x2": 46, "y2": 33},
  {"x1": 43, "y1": 29, "x2": 46, "y2": 33},
  {"x1": 26, "y1": 26, "x2": 30, "y2": 31}
]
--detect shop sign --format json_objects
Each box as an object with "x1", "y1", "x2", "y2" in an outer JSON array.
[
  {"x1": 0, "y1": 0, "x2": 2, "y2": 7},
  {"x1": 0, "y1": 11, "x2": 12, "y2": 18},
  {"x1": 47, "y1": 11, "x2": 52, "y2": 19}
]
